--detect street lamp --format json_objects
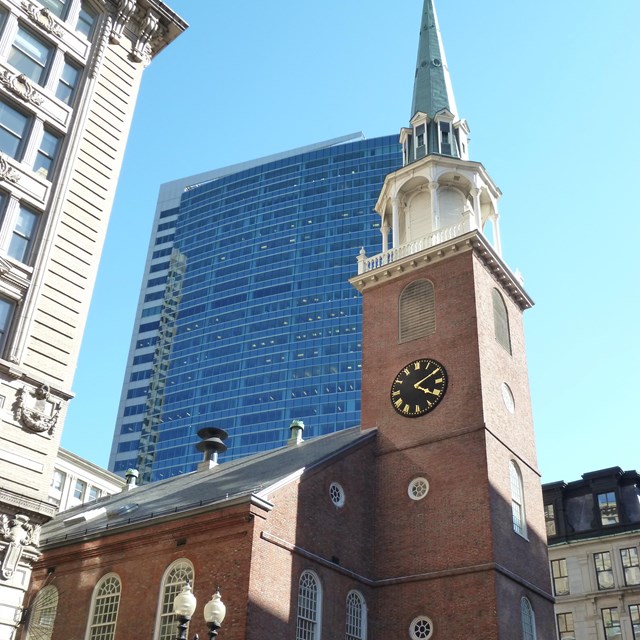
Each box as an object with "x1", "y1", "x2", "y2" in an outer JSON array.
[
  {"x1": 173, "y1": 581, "x2": 197, "y2": 640},
  {"x1": 203, "y1": 587, "x2": 226, "y2": 639}
]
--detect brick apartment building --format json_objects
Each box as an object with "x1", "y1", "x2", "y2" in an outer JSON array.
[{"x1": 17, "y1": 1, "x2": 555, "y2": 638}]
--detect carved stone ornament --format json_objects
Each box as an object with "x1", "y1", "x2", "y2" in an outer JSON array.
[
  {"x1": 0, "y1": 153, "x2": 21, "y2": 184},
  {"x1": 13, "y1": 384, "x2": 62, "y2": 436},
  {"x1": 132, "y1": 9, "x2": 159, "y2": 64},
  {"x1": 110, "y1": 0, "x2": 136, "y2": 44},
  {"x1": 0, "y1": 514, "x2": 40, "y2": 580},
  {"x1": 20, "y1": 2, "x2": 63, "y2": 38},
  {"x1": 0, "y1": 71, "x2": 44, "y2": 106}
]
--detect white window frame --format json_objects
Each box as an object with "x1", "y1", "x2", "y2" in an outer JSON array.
[
  {"x1": 509, "y1": 460, "x2": 527, "y2": 538},
  {"x1": 155, "y1": 559, "x2": 194, "y2": 640},
  {"x1": 85, "y1": 573, "x2": 121, "y2": 640},
  {"x1": 345, "y1": 590, "x2": 366, "y2": 640},
  {"x1": 521, "y1": 597, "x2": 536, "y2": 640},
  {"x1": 296, "y1": 570, "x2": 322, "y2": 640}
]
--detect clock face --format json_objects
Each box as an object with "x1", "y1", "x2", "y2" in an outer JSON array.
[{"x1": 390, "y1": 358, "x2": 448, "y2": 417}]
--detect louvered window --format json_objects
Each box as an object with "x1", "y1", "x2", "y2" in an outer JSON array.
[
  {"x1": 399, "y1": 280, "x2": 435, "y2": 343},
  {"x1": 492, "y1": 289, "x2": 511, "y2": 354}
]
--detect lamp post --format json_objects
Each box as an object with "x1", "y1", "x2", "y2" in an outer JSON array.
[
  {"x1": 173, "y1": 581, "x2": 197, "y2": 640},
  {"x1": 203, "y1": 587, "x2": 226, "y2": 639}
]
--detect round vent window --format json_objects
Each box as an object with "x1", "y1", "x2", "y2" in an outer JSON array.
[
  {"x1": 432, "y1": 58, "x2": 442, "y2": 67},
  {"x1": 410, "y1": 616, "x2": 434, "y2": 640},
  {"x1": 408, "y1": 477, "x2": 430, "y2": 501},
  {"x1": 329, "y1": 482, "x2": 345, "y2": 508}
]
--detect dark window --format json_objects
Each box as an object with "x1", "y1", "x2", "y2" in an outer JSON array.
[
  {"x1": 76, "y1": 3, "x2": 98, "y2": 39},
  {"x1": 630, "y1": 605, "x2": 640, "y2": 640},
  {"x1": 597, "y1": 491, "x2": 619, "y2": 525},
  {"x1": 544, "y1": 504, "x2": 556, "y2": 537},
  {"x1": 0, "y1": 100, "x2": 29, "y2": 159},
  {"x1": 56, "y1": 60, "x2": 81, "y2": 105},
  {"x1": 621, "y1": 548, "x2": 640, "y2": 586},
  {"x1": 8, "y1": 27, "x2": 53, "y2": 85},
  {"x1": 8, "y1": 206, "x2": 39, "y2": 263},
  {"x1": 556, "y1": 613, "x2": 574, "y2": 640},
  {"x1": 34, "y1": 129, "x2": 62, "y2": 179},
  {"x1": 39, "y1": 0, "x2": 68, "y2": 18},
  {"x1": 594, "y1": 552, "x2": 615, "y2": 590},
  {"x1": 601, "y1": 608, "x2": 621, "y2": 640},
  {"x1": 551, "y1": 559, "x2": 569, "y2": 595},
  {"x1": 0, "y1": 298, "x2": 15, "y2": 353}
]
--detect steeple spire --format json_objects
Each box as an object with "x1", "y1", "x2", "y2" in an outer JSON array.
[
  {"x1": 400, "y1": 0, "x2": 468, "y2": 164},
  {"x1": 411, "y1": 0, "x2": 458, "y2": 121}
]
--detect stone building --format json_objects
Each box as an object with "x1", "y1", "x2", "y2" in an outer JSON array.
[
  {"x1": 47, "y1": 448, "x2": 124, "y2": 512},
  {"x1": 0, "y1": 0, "x2": 185, "y2": 636},
  {"x1": 20, "y1": 0, "x2": 555, "y2": 638},
  {"x1": 544, "y1": 467, "x2": 640, "y2": 640}
]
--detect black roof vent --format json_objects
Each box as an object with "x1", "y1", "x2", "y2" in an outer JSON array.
[{"x1": 196, "y1": 427, "x2": 229, "y2": 470}]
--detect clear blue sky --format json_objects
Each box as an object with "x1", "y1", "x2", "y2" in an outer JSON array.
[{"x1": 62, "y1": 0, "x2": 640, "y2": 485}]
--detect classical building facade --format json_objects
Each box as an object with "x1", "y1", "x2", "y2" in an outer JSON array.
[
  {"x1": 0, "y1": 0, "x2": 185, "y2": 636},
  {"x1": 544, "y1": 468, "x2": 640, "y2": 640},
  {"x1": 22, "y1": 0, "x2": 554, "y2": 638},
  {"x1": 48, "y1": 448, "x2": 124, "y2": 511},
  {"x1": 108, "y1": 133, "x2": 402, "y2": 481}
]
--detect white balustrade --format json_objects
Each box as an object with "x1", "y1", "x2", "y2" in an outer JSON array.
[{"x1": 357, "y1": 212, "x2": 476, "y2": 274}]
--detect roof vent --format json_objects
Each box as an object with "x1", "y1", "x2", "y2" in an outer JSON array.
[
  {"x1": 196, "y1": 427, "x2": 229, "y2": 471},
  {"x1": 122, "y1": 468, "x2": 139, "y2": 491},
  {"x1": 288, "y1": 420, "x2": 305, "y2": 446}
]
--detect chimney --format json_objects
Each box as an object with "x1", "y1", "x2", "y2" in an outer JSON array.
[
  {"x1": 196, "y1": 427, "x2": 229, "y2": 471},
  {"x1": 288, "y1": 420, "x2": 304, "y2": 446},
  {"x1": 123, "y1": 468, "x2": 139, "y2": 491}
]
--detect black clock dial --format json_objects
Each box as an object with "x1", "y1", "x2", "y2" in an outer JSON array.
[{"x1": 390, "y1": 358, "x2": 448, "y2": 417}]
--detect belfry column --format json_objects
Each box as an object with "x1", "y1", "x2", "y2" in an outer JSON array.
[
  {"x1": 381, "y1": 222, "x2": 389, "y2": 254},
  {"x1": 428, "y1": 182, "x2": 439, "y2": 229},
  {"x1": 471, "y1": 187, "x2": 482, "y2": 230},
  {"x1": 391, "y1": 197, "x2": 400, "y2": 248}
]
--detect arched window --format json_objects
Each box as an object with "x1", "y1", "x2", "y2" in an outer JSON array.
[
  {"x1": 510, "y1": 460, "x2": 527, "y2": 537},
  {"x1": 156, "y1": 560, "x2": 194, "y2": 640},
  {"x1": 25, "y1": 585, "x2": 58, "y2": 640},
  {"x1": 296, "y1": 570, "x2": 322, "y2": 640},
  {"x1": 86, "y1": 574, "x2": 121, "y2": 640},
  {"x1": 492, "y1": 289, "x2": 511, "y2": 354},
  {"x1": 521, "y1": 597, "x2": 536, "y2": 640},
  {"x1": 345, "y1": 590, "x2": 367, "y2": 640},
  {"x1": 399, "y1": 279, "x2": 435, "y2": 343}
]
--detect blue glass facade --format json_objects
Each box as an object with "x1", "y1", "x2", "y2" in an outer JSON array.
[{"x1": 110, "y1": 134, "x2": 401, "y2": 481}]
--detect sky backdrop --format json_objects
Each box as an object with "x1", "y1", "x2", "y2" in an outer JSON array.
[{"x1": 62, "y1": 0, "x2": 640, "y2": 485}]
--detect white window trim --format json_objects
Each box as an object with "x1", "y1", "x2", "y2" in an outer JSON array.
[
  {"x1": 154, "y1": 559, "x2": 194, "y2": 640},
  {"x1": 85, "y1": 573, "x2": 121, "y2": 640},
  {"x1": 296, "y1": 569, "x2": 322, "y2": 640}
]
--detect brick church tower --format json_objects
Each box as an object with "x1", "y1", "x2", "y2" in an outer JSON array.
[{"x1": 351, "y1": 1, "x2": 555, "y2": 637}]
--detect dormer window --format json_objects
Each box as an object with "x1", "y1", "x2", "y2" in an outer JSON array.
[
  {"x1": 597, "y1": 491, "x2": 619, "y2": 525},
  {"x1": 439, "y1": 121, "x2": 453, "y2": 156}
]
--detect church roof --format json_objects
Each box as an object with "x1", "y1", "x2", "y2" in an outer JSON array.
[
  {"x1": 411, "y1": 0, "x2": 458, "y2": 120},
  {"x1": 39, "y1": 427, "x2": 375, "y2": 547}
]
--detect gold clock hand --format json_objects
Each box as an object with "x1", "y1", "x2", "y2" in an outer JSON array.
[{"x1": 413, "y1": 368, "x2": 441, "y2": 388}]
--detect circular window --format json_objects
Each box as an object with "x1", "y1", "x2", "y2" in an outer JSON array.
[
  {"x1": 501, "y1": 382, "x2": 515, "y2": 413},
  {"x1": 329, "y1": 482, "x2": 345, "y2": 508},
  {"x1": 410, "y1": 616, "x2": 434, "y2": 640},
  {"x1": 408, "y1": 477, "x2": 429, "y2": 501}
]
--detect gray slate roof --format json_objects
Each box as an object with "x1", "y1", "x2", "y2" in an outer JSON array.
[
  {"x1": 411, "y1": 0, "x2": 458, "y2": 120},
  {"x1": 40, "y1": 427, "x2": 375, "y2": 548}
]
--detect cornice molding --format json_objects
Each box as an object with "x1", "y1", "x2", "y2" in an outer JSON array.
[{"x1": 349, "y1": 230, "x2": 533, "y2": 311}]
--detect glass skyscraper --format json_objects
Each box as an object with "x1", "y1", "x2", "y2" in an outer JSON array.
[{"x1": 109, "y1": 133, "x2": 401, "y2": 481}]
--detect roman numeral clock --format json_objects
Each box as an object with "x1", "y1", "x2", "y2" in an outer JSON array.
[{"x1": 390, "y1": 358, "x2": 448, "y2": 417}]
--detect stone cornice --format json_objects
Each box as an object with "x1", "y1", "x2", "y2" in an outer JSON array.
[
  {"x1": 349, "y1": 229, "x2": 533, "y2": 311},
  {"x1": 0, "y1": 488, "x2": 57, "y2": 522}
]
